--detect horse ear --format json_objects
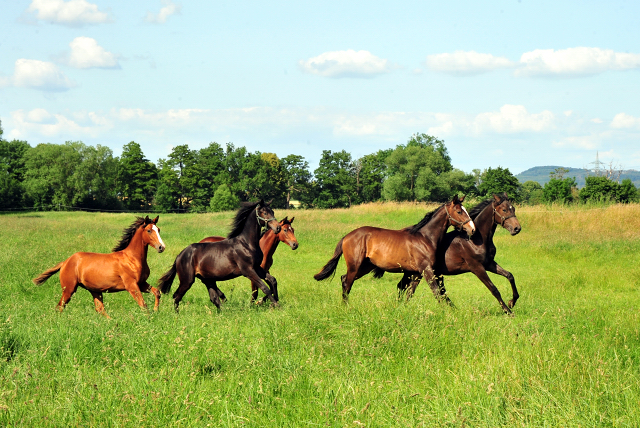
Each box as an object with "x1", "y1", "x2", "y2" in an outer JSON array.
[
  {"x1": 282, "y1": 216, "x2": 288, "y2": 223},
  {"x1": 289, "y1": 216, "x2": 294, "y2": 224},
  {"x1": 266, "y1": 199, "x2": 273, "y2": 206},
  {"x1": 493, "y1": 194, "x2": 501, "y2": 202},
  {"x1": 459, "y1": 194, "x2": 466, "y2": 203},
  {"x1": 144, "y1": 215, "x2": 151, "y2": 223},
  {"x1": 452, "y1": 194, "x2": 460, "y2": 204},
  {"x1": 503, "y1": 192, "x2": 508, "y2": 199},
  {"x1": 153, "y1": 216, "x2": 159, "y2": 224}
]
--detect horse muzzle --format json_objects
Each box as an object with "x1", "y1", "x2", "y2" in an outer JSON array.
[{"x1": 156, "y1": 245, "x2": 165, "y2": 253}]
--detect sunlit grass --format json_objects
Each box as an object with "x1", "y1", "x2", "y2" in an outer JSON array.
[{"x1": 1, "y1": 203, "x2": 639, "y2": 426}]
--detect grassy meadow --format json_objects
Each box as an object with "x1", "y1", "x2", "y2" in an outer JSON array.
[{"x1": 1, "y1": 202, "x2": 639, "y2": 427}]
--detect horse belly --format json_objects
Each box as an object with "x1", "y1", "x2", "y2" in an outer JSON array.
[
  {"x1": 74, "y1": 254, "x2": 124, "y2": 292},
  {"x1": 367, "y1": 238, "x2": 431, "y2": 273}
]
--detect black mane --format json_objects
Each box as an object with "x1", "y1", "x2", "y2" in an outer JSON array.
[
  {"x1": 112, "y1": 217, "x2": 147, "y2": 252},
  {"x1": 468, "y1": 195, "x2": 508, "y2": 220},
  {"x1": 407, "y1": 204, "x2": 443, "y2": 235},
  {"x1": 227, "y1": 201, "x2": 260, "y2": 239}
]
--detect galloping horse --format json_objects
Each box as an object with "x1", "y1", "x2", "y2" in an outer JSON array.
[
  {"x1": 32, "y1": 216, "x2": 166, "y2": 318},
  {"x1": 199, "y1": 216, "x2": 298, "y2": 302},
  {"x1": 158, "y1": 200, "x2": 281, "y2": 311},
  {"x1": 382, "y1": 193, "x2": 521, "y2": 314},
  {"x1": 314, "y1": 195, "x2": 475, "y2": 302}
]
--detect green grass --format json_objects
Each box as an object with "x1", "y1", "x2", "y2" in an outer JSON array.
[{"x1": 1, "y1": 204, "x2": 639, "y2": 427}]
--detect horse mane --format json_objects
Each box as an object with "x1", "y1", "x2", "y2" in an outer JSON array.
[
  {"x1": 468, "y1": 195, "x2": 508, "y2": 220},
  {"x1": 407, "y1": 204, "x2": 444, "y2": 235},
  {"x1": 112, "y1": 217, "x2": 147, "y2": 252},
  {"x1": 227, "y1": 201, "x2": 260, "y2": 239}
]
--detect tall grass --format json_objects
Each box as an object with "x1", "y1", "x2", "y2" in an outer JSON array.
[{"x1": 0, "y1": 203, "x2": 639, "y2": 427}]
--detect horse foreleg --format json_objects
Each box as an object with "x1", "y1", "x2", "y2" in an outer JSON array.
[
  {"x1": 246, "y1": 267, "x2": 278, "y2": 307},
  {"x1": 140, "y1": 282, "x2": 161, "y2": 311},
  {"x1": 487, "y1": 262, "x2": 519, "y2": 309},
  {"x1": 125, "y1": 281, "x2": 148, "y2": 312},
  {"x1": 467, "y1": 261, "x2": 512, "y2": 315},
  {"x1": 90, "y1": 291, "x2": 110, "y2": 319}
]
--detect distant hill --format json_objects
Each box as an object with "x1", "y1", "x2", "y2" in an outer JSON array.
[{"x1": 516, "y1": 166, "x2": 640, "y2": 188}]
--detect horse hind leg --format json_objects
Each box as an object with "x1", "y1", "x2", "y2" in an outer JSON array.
[
  {"x1": 201, "y1": 279, "x2": 222, "y2": 310},
  {"x1": 56, "y1": 270, "x2": 79, "y2": 312},
  {"x1": 90, "y1": 291, "x2": 110, "y2": 319},
  {"x1": 172, "y1": 263, "x2": 196, "y2": 313}
]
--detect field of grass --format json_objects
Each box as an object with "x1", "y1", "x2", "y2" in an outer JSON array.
[{"x1": 1, "y1": 202, "x2": 639, "y2": 427}]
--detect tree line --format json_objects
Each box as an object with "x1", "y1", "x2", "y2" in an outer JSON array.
[{"x1": 1, "y1": 121, "x2": 637, "y2": 212}]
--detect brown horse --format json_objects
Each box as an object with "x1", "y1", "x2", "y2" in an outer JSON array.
[
  {"x1": 158, "y1": 200, "x2": 281, "y2": 311},
  {"x1": 32, "y1": 216, "x2": 166, "y2": 318},
  {"x1": 314, "y1": 195, "x2": 475, "y2": 302},
  {"x1": 198, "y1": 216, "x2": 298, "y2": 302},
  {"x1": 382, "y1": 193, "x2": 521, "y2": 314}
]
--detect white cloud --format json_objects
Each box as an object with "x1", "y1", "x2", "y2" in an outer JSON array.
[
  {"x1": 145, "y1": 0, "x2": 181, "y2": 24},
  {"x1": 472, "y1": 105, "x2": 555, "y2": 134},
  {"x1": 63, "y1": 36, "x2": 119, "y2": 69},
  {"x1": 12, "y1": 59, "x2": 75, "y2": 91},
  {"x1": 299, "y1": 50, "x2": 390, "y2": 78},
  {"x1": 8, "y1": 108, "x2": 112, "y2": 140},
  {"x1": 27, "y1": 0, "x2": 110, "y2": 26},
  {"x1": 517, "y1": 47, "x2": 640, "y2": 77},
  {"x1": 552, "y1": 135, "x2": 599, "y2": 150},
  {"x1": 611, "y1": 113, "x2": 640, "y2": 129},
  {"x1": 426, "y1": 51, "x2": 514, "y2": 75}
]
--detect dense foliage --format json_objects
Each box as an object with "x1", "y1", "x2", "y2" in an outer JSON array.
[{"x1": 0, "y1": 119, "x2": 637, "y2": 211}]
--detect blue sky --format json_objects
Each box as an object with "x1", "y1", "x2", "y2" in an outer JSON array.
[{"x1": 1, "y1": 0, "x2": 639, "y2": 174}]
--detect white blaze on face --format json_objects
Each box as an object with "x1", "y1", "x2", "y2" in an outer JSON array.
[
  {"x1": 462, "y1": 206, "x2": 475, "y2": 231},
  {"x1": 152, "y1": 225, "x2": 165, "y2": 249}
]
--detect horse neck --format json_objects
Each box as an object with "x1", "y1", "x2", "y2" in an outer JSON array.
[
  {"x1": 238, "y1": 209, "x2": 262, "y2": 247},
  {"x1": 122, "y1": 227, "x2": 148, "y2": 262},
  {"x1": 475, "y1": 203, "x2": 498, "y2": 241},
  {"x1": 260, "y1": 229, "x2": 280, "y2": 258},
  {"x1": 417, "y1": 206, "x2": 450, "y2": 246}
]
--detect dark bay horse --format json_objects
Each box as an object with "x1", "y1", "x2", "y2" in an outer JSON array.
[
  {"x1": 383, "y1": 193, "x2": 521, "y2": 314},
  {"x1": 314, "y1": 195, "x2": 475, "y2": 302},
  {"x1": 32, "y1": 216, "x2": 166, "y2": 318},
  {"x1": 158, "y1": 200, "x2": 281, "y2": 311},
  {"x1": 199, "y1": 216, "x2": 298, "y2": 302}
]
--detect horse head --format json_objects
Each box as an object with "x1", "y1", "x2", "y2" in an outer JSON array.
[
  {"x1": 142, "y1": 216, "x2": 166, "y2": 253},
  {"x1": 278, "y1": 216, "x2": 298, "y2": 250},
  {"x1": 493, "y1": 193, "x2": 521, "y2": 235},
  {"x1": 256, "y1": 200, "x2": 281, "y2": 234},
  {"x1": 447, "y1": 195, "x2": 476, "y2": 236}
]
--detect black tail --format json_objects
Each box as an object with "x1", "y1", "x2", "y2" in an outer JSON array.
[
  {"x1": 32, "y1": 262, "x2": 64, "y2": 285},
  {"x1": 158, "y1": 260, "x2": 177, "y2": 294},
  {"x1": 372, "y1": 267, "x2": 385, "y2": 279},
  {"x1": 314, "y1": 238, "x2": 344, "y2": 281}
]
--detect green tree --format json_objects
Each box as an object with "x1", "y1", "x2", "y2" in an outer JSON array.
[
  {"x1": 383, "y1": 133, "x2": 453, "y2": 201},
  {"x1": 579, "y1": 176, "x2": 621, "y2": 203},
  {"x1": 282, "y1": 154, "x2": 312, "y2": 208},
  {"x1": 23, "y1": 142, "x2": 82, "y2": 209},
  {"x1": 68, "y1": 142, "x2": 119, "y2": 209},
  {"x1": 313, "y1": 150, "x2": 356, "y2": 208},
  {"x1": 190, "y1": 142, "x2": 226, "y2": 209},
  {"x1": 209, "y1": 183, "x2": 239, "y2": 212},
  {"x1": 154, "y1": 158, "x2": 180, "y2": 212},
  {"x1": 355, "y1": 149, "x2": 391, "y2": 203},
  {"x1": 543, "y1": 177, "x2": 576, "y2": 203},
  {"x1": 116, "y1": 142, "x2": 158, "y2": 210},
  {"x1": 618, "y1": 178, "x2": 639, "y2": 203},
  {"x1": 520, "y1": 180, "x2": 544, "y2": 205},
  {"x1": 0, "y1": 139, "x2": 30, "y2": 210},
  {"x1": 478, "y1": 167, "x2": 521, "y2": 201}
]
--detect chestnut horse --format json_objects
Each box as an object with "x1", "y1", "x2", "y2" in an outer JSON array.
[
  {"x1": 380, "y1": 193, "x2": 521, "y2": 314},
  {"x1": 158, "y1": 200, "x2": 281, "y2": 311},
  {"x1": 32, "y1": 216, "x2": 166, "y2": 318},
  {"x1": 314, "y1": 195, "x2": 475, "y2": 302},
  {"x1": 199, "y1": 216, "x2": 298, "y2": 302}
]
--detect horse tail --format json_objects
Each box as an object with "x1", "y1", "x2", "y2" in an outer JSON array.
[
  {"x1": 372, "y1": 267, "x2": 385, "y2": 279},
  {"x1": 32, "y1": 262, "x2": 64, "y2": 285},
  {"x1": 314, "y1": 238, "x2": 344, "y2": 281},
  {"x1": 158, "y1": 260, "x2": 177, "y2": 294}
]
